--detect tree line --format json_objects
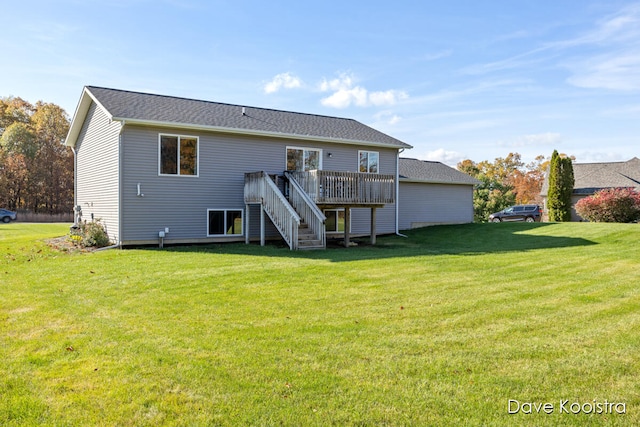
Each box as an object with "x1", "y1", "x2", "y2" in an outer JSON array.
[
  {"x1": 0, "y1": 96, "x2": 73, "y2": 214},
  {"x1": 2, "y1": 93, "x2": 581, "y2": 222},
  {"x1": 457, "y1": 151, "x2": 574, "y2": 222}
]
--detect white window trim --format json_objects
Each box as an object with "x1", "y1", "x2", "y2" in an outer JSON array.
[
  {"x1": 158, "y1": 133, "x2": 200, "y2": 177},
  {"x1": 286, "y1": 146, "x2": 323, "y2": 171},
  {"x1": 207, "y1": 209, "x2": 244, "y2": 237},
  {"x1": 358, "y1": 150, "x2": 379, "y2": 174}
]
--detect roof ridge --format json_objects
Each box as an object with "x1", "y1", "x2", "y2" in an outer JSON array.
[
  {"x1": 85, "y1": 85, "x2": 357, "y2": 123},
  {"x1": 574, "y1": 158, "x2": 634, "y2": 166},
  {"x1": 399, "y1": 157, "x2": 441, "y2": 164}
]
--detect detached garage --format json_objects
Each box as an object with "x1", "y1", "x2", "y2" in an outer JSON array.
[{"x1": 398, "y1": 158, "x2": 479, "y2": 229}]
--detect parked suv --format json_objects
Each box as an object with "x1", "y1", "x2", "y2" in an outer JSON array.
[
  {"x1": 489, "y1": 205, "x2": 542, "y2": 223},
  {"x1": 0, "y1": 209, "x2": 17, "y2": 223}
]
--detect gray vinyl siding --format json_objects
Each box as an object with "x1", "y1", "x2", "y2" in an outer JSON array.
[
  {"x1": 120, "y1": 125, "x2": 398, "y2": 243},
  {"x1": 398, "y1": 182, "x2": 474, "y2": 229},
  {"x1": 75, "y1": 102, "x2": 121, "y2": 241}
]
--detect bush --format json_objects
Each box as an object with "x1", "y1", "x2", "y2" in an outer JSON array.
[
  {"x1": 575, "y1": 188, "x2": 640, "y2": 223},
  {"x1": 70, "y1": 219, "x2": 111, "y2": 248}
]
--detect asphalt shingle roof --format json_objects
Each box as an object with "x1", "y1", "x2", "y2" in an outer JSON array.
[
  {"x1": 399, "y1": 158, "x2": 480, "y2": 185},
  {"x1": 540, "y1": 157, "x2": 640, "y2": 196},
  {"x1": 84, "y1": 86, "x2": 411, "y2": 148}
]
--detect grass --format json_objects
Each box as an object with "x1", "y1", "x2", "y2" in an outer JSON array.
[{"x1": 1, "y1": 222, "x2": 639, "y2": 426}]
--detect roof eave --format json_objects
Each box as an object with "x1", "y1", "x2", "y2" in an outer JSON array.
[
  {"x1": 64, "y1": 87, "x2": 114, "y2": 147},
  {"x1": 112, "y1": 117, "x2": 413, "y2": 149},
  {"x1": 399, "y1": 177, "x2": 480, "y2": 185}
]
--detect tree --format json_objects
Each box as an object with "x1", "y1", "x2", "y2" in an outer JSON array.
[
  {"x1": 457, "y1": 157, "x2": 517, "y2": 222},
  {"x1": 0, "y1": 96, "x2": 33, "y2": 133},
  {"x1": 472, "y1": 174, "x2": 516, "y2": 223},
  {"x1": 547, "y1": 150, "x2": 574, "y2": 222},
  {"x1": 1, "y1": 122, "x2": 38, "y2": 158},
  {"x1": 458, "y1": 152, "x2": 551, "y2": 222},
  {"x1": 0, "y1": 96, "x2": 72, "y2": 214},
  {"x1": 509, "y1": 155, "x2": 549, "y2": 205},
  {"x1": 0, "y1": 150, "x2": 28, "y2": 210}
]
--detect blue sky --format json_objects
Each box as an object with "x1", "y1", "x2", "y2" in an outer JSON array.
[{"x1": 2, "y1": 0, "x2": 639, "y2": 166}]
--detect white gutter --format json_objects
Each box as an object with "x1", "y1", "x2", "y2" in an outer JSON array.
[
  {"x1": 399, "y1": 178, "x2": 480, "y2": 186},
  {"x1": 112, "y1": 117, "x2": 412, "y2": 150}
]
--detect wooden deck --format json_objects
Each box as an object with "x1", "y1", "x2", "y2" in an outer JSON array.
[
  {"x1": 245, "y1": 170, "x2": 395, "y2": 249},
  {"x1": 286, "y1": 170, "x2": 395, "y2": 206}
]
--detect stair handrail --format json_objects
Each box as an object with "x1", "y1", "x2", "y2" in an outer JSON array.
[
  {"x1": 285, "y1": 171, "x2": 326, "y2": 249},
  {"x1": 246, "y1": 171, "x2": 300, "y2": 250}
]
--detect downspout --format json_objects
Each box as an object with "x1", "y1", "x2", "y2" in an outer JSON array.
[
  {"x1": 71, "y1": 146, "x2": 78, "y2": 227},
  {"x1": 395, "y1": 149, "x2": 408, "y2": 238},
  {"x1": 116, "y1": 120, "x2": 125, "y2": 248}
]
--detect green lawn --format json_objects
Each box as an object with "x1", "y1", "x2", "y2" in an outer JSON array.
[{"x1": 1, "y1": 222, "x2": 639, "y2": 426}]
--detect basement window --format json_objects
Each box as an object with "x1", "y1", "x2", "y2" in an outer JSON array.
[
  {"x1": 208, "y1": 209, "x2": 243, "y2": 236},
  {"x1": 324, "y1": 209, "x2": 347, "y2": 233}
]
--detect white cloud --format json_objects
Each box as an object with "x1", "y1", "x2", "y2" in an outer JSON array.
[
  {"x1": 369, "y1": 90, "x2": 408, "y2": 106},
  {"x1": 374, "y1": 110, "x2": 402, "y2": 125},
  {"x1": 419, "y1": 50, "x2": 453, "y2": 61},
  {"x1": 319, "y1": 73, "x2": 355, "y2": 92},
  {"x1": 556, "y1": 3, "x2": 640, "y2": 48},
  {"x1": 321, "y1": 86, "x2": 369, "y2": 108},
  {"x1": 423, "y1": 148, "x2": 466, "y2": 166},
  {"x1": 566, "y1": 53, "x2": 640, "y2": 91},
  {"x1": 463, "y1": 4, "x2": 640, "y2": 92},
  {"x1": 319, "y1": 72, "x2": 408, "y2": 109},
  {"x1": 501, "y1": 132, "x2": 562, "y2": 147},
  {"x1": 561, "y1": 5, "x2": 640, "y2": 91},
  {"x1": 263, "y1": 72, "x2": 302, "y2": 94},
  {"x1": 573, "y1": 150, "x2": 628, "y2": 163}
]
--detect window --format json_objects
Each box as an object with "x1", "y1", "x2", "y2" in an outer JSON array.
[
  {"x1": 359, "y1": 151, "x2": 379, "y2": 173},
  {"x1": 324, "y1": 209, "x2": 346, "y2": 233},
  {"x1": 159, "y1": 134, "x2": 198, "y2": 176},
  {"x1": 208, "y1": 209, "x2": 243, "y2": 236},
  {"x1": 287, "y1": 147, "x2": 321, "y2": 171}
]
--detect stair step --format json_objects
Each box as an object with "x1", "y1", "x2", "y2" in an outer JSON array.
[
  {"x1": 298, "y1": 239, "x2": 324, "y2": 249},
  {"x1": 298, "y1": 233, "x2": 319, "y2": 241}
]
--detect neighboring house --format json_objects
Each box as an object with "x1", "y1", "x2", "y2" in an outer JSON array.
[
  {"x1": 65, "y1": 86, "x2": 474, "y2": 249},
  {"x1": 398, "y1": 158, "x2": 479, "y2": 229},
  {"x1": 540, "y1": 157, "x2": 640, "y2": 221}
]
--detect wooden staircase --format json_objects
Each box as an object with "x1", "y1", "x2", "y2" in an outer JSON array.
[
  {"x1": 244, "y1": 171, "x2": 326, "y2": 250},
  {"x1": 296, "y1": 222, "x2": 324, "y2": 250}
]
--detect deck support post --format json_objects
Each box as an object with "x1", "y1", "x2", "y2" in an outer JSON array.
[
  {"x1": 245, "y1": 204, "x2": 250, "y2": 244},
  {"x1": 370, "y1": 207, "x2": 377, "y2": 245},
  {"x1": 344, "y1": 207, "x2": 351, "y2": 248},
  {"x1": 260, "y1": 206, "x2": 265, "y2": 246}
]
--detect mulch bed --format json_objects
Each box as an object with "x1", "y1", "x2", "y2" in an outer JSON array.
[{"x1": 46, "y1": 236, "x2": 96, "y2": 253}]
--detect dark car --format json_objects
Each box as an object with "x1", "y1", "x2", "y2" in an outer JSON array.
[
  {"x1": 0, "y1": 209, "x2": 17, "y2": 223},
  {"x1": 489, "y1": 205, "x2": 542, "y2": 223}
]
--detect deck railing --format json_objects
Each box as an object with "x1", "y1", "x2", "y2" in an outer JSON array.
[
  {"x1": 284, "y1": 171, "x2": 326, "y2": 249},
  {"x1": 287, "y1": 170, "x2": 395, "y2": 205},
  {"x1": 244, "y1": 171, "x2": 300, "y2": 250}
]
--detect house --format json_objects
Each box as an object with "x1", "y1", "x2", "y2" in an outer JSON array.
[
  {"x1": 398, "y1": 158, "x2": 479, "y2": 228},
  {"x1": 65, "y1": 86, "x2": 475, "y2": 249},
  {"x1": 540, "y1": 157, "x2": 640, "y2": 221}
]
